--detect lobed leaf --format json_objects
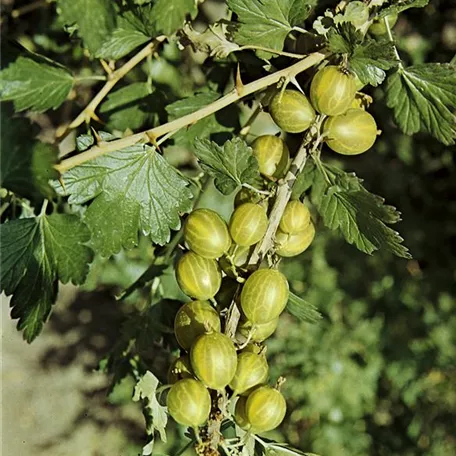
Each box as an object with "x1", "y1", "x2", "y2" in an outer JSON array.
[
  {"x1": 386, "y1": 64, "x2": 456, "y2": 145},
  {"x1": 328, "y1": 24, "x2": 398, "y2": 86},
  {"x1": 193, "y1": 137, "x2": 261, "y2": 195},
  {"x1": 228, "y1": 0, "x2": 316, "y2": 59},
  {"x1": 0, "y1": 213, "x2": 94, "y2": 342},
  {"x1": 55, "y1": 141, "x2": 193, "y2": 257},
  {"x1": 96, "y1": 29, "x2": 150, "y2": 60},
  {"x1": 0, "y1": 51, "x2": 74, "y2": 112},
  {"x1": 133, "y1": 371, "x2": 168, "y2": 455},
  {"x1": 311, "y1": 165, "x2": 411, "y2": 258}
]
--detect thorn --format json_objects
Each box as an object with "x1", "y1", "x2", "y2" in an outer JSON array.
[
  {"x1": 235, "y1": 64, "x2": 244, "y2": 96},
  {"x1": 57, "y1": 176, "x2": 66, "y2": 192},
  {"x1": 146, "y1": 132, "x2": 161, "y2": 152},
  {"x1": 91, "y1": 127, "x2": 103, "y2": 145},
  {"x1": 90, "y1": 111, "x2": 103, "y2": 124},
  {"x1": 289, "y1": 76, "x2": 305, "y2": 94}
]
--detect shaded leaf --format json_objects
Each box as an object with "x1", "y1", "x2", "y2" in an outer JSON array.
[
  {"x1": 0, "y1": 213, "x2": 93, "y2": 342},
  {"x1": 0, "y1": 107, "x2": 58, "y2": 200},
  {"x1": 151, "y1": 0, "x2": 198, "y2": 35},
  {"x1": 57, "y1": 0, "x2": 116, "y2": 54}
]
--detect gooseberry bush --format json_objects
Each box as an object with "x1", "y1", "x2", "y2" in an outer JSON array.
[{"x1": 1, "y1": 1, "x2": 455, "y2": 455}]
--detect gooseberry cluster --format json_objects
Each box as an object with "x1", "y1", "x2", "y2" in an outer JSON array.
[
  {"x1": 167, "y1": 202, "x2": 296, "y2": 436},
  {"x1": 269, "y1": 65, "x2": 379, "y2": 155},
  {"x1": 165, "y1": 63, "x2": 379, "y2": 447}
]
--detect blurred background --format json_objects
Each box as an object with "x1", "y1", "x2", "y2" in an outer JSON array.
[{"x1": 2, "y1": 1, "x2": 456, "y2": 455}]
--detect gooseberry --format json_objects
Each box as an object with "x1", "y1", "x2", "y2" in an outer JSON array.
[
  {"x1": 369, "y1": 14, "x2": 398, "y2": 35},
  {"x1": 229, "y1": 352, "x2": 269, "y2": 396},
  {"x1": 167, "y1": 378, "x2": 211, "y2": 427},
  {"x1": 167, "y1": 355, "x2": 194, "y2": 384},
  {"x1": 237, "y1": 317, "x2": 279, "y2": 343},
  {"x1": 310, "y1": 65, "x2": 357, "y2": 116},
  {"x1": 174, "y1": 300, "x2": 221, "y2": 350},
  {"x1": 190, "y1": 332, "x2": 238, "y2": 390},
  {"x1": 245, "y1": 386, "x2": 287, "y2": 433},
  {"x1": 184, "y1": 208, "x2": 231, "y2": 259},
  {"x1": 275, "y1": 222, "x2": 315, "y2": 257},
  {"x1": 279, "y1": 200, "x2": 311, "y2": 234},
  {"x1": 269, "y1": 90, "x2": 316, "y2": 133},
  {"x1": 176, "y1": 252, "x2": 222, "y2": 300},
  {"x1": 234, "y1": 396, "x2": 250, "y2": 430},
  {"x1": 240, "y1": 269, "x2": 289, "y2": 324},
  {"x1": 252, "y1": 135, "x2": 290, "y2": 179},
  {"x1": 229, "y1": 203, "x2": 268, "y2": 247},
  {"x1": 323, "y1": 108, "x2": 378, "y2": 155}
]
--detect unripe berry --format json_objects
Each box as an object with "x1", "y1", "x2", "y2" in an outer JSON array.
[
  {"x1": 279, "y1": 201, "x2": 311, "y2": 234},
  {"x1": 240, "y1": 269, "x2": 289, "y2": 324},
  {"x1": 237, "y1": 317, "x2": 279, "y2": 343},
  {"x1": 167, "y1": 379, "x2": 211, "y2": 427},
  {"x1": 310, "y1": 65, "x2": 357, "y2": 116},
  {"x1": 229, "y1": 352, "x2": 269, "y2": 396},
  {"x1": 190, "y1": 332, "x2": 238, "y2": 390},
  {"x1": 369, "y1": 14, "x2": 398, "y2": 35},
  {"x1": 229, "y1": 203, "x2": 268, "y2": 247},
  {"x1": 252, "y1": 135, "x2": 290, "y2": 179},
  {"x1": 174, "y1": 300, "x2": 221, "y2": 350},
  {"x1": 234, "y1": 396, "x2": 250, "y2": 430},
  {"x1": 323, "y1": 108, "x2": 378, "y2": 155},
  {"x1": 167, "y1": 355, "x2": 194, "y2": 384},
  {"x1": 184, "y1": 208, "x2": 231, "y2": 259},
  {"x1": 275, "y1": 222, "x2": 315, "y2": 257},
  {"x1": 245, "y1": 386, "x2": 287, "y2": 433},
  {"x1": 269, "y1": 90, "x2": 316, "y2": 133},
  {"x1": 176, "y1": 252, "x2": 221, "y2": 300}
]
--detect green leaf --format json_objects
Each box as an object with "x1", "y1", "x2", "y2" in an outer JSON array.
[
  {"x1": 99, "y1": 82, "x2": 156, "y2": 131},
  {"x1": 0, "y1": 108, "x2": 58, "y2": 200},
  {"x1": 180, "y1": 23, "x2": 240, "y2": 59},
  {"x1": 228, "y1": 0, "x2": 316, "y2": 59},
  {"x1": 96, "y1": 29, "x2": 150, "y2": 60},
  {"x1": 151, "y1": 0, "x2": 198, "y2": 36},
  {"x1": 166, "y1": 91, "x2": 238, "y2": 147},
  {"x1": 193, "y1": 137, "x2": 261, "y2": 195},
  {"x1": 311, "y1": 165, "x2": 411, "y2": 258},
  {"x1": 287, "y1": 292, "x2": 322, "y2": 324},
  {"x1": 1, "y1": 213, "x2": 93, "y2": 342},
  {"x1": 55, "y1": 141, "x2": 193, "y2": 257},
  {"x1": 328, "y1": 24, "x2": 398, "y2": 86},
  {"x1": 386, "y1": 64, "x2": 456, "y2": 145},
  {"x1": 0, "y1": 51, "x2": 74, "y2": 112},
  {"x1": 377, "y1": 0, "x2": 429, "y2": 18},
  {"x1": 133, "y1": 371, "x2": 168, "y2": 455},
  {"x1": 291, "y1": 161, "x2": 316, "y2": 200},
  {"x1": 57, "y1": 0, "x2": 116, "y2": 54}
]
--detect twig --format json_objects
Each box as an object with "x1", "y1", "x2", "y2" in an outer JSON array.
[
  {"x1": 63, "y1": 37, "x2": 166, "y2": 133},
  {"x1": 237, "y1": 45, "x2": 307, "y2": 59},
  {"x1": 55, "y1": 51, "x2": 328, "y2": 173},
  {"x1": 11, "y1": 0, "x2": 49, "y2": 18}
]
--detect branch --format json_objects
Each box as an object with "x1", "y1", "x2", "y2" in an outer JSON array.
[
  {"x1": 55, "y1": 51, "x2": 328, "y2": 173},
  {"x1": 62, "y1": 37, "x2": 166, "y2": 133}
]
